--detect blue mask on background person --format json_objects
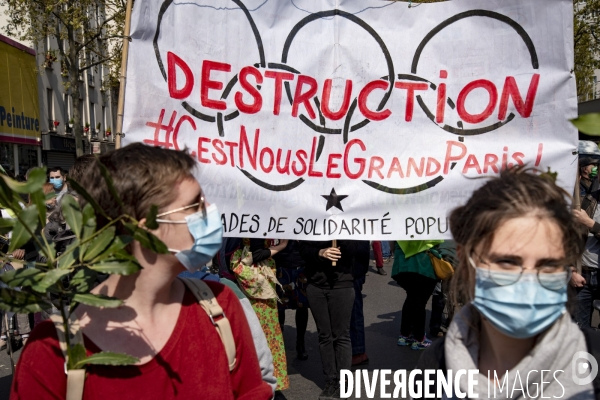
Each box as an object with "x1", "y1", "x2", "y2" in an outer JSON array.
[
  {"x1": 472, "y1": 267, "x2": 567, "y2": 339},
  {"x1": 161, "y1": 203, "x2": 223, "y2": 272},
  {"x1": 50, "y1": 177, "x2": 64, "y2": 190}
]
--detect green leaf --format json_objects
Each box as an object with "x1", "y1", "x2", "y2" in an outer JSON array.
[
  {"x1": 67, "y1": 179, "x2": 110, "y2": 220},
  {"x1": 0, "y1": 167, "x2": 46, "y2": 194},
  {"x1": 73, "y1": 293, "x2": 123, "y2": 308},
  {"x1": 72, "y1": 351, "x2": 139, "y2": 369},
  {"x1": 88, "y1": 259, "x2": 141, "y2": 276},
  {"x1": 61, "y1": 194, "x2": 82, "y2": 238},
  {"x1": 81, "y1": 204, "x2": 96, "y2": 240},
  {"x1": 0, "y1": 218, "x2": 15, "y2": 235},
  {"x1": 97, "y1": 161, "x2": 125, "y2": 210},
  {"x1": 83, "y1": 227, "x2": 115, "y2": 261},
  {"x1": 58, "y1": 240, "x2": 80, "y2": 270},
  {"x1": 0, "y1": 267, "x2": 44, "y2": 288},
  {"x1": 571, "y1": 113, "x2": 600, "y2": 135},
  {"x1": 8, "y1": 206, "x2": 39, "y2": 253},
  {"x1": 145, "y1": 205, "x2": 159, "y2": 230},
  {"x1": 0, "y1": 288, "x2": 51, "y2": 313},
  {"x1": 67, "y1": 343, "x2": 88, "y2": 370},
  {"x1": 92, "y1": 235, "x2": 132, "y2": 263},
  {"x1": 34, "y1": 269, "x2": 71, "y2": 292},
  {"x1": 70, "y1": 268, "x2": 98, "y2": 293},
  {"x1": 29, "y1": 189, "x2": 47, "y2": 226},
  {"x1": 124, "y1": 223, "x2": 168, "y2": 254}
]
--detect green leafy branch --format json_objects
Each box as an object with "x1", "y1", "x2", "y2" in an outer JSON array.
[{"x1": 0, "y1": 164, "x2": 166, "y2": 370}]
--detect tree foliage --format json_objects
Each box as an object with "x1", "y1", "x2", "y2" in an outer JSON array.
[
  {"x1": 0, "y1": 0, "x2": 128, "y2": 156},
  {"x1": 0, "y1": 165, "x2": 166, "y2": 369},
  {"x1": 574, "y1": 0, "x2": 600, "y2": 102}
]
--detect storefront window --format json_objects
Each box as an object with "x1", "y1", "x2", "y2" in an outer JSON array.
[
  {"x1": 0, "y1": 143, "x2": 14, "y2": 177},
  {"x1": 18, "y1": 145, "x2": 39, "y2": 179}
]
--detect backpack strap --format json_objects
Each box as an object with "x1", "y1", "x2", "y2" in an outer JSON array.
[
  {"x1": 50, "y1": 314, "x2": 86, "y2": 400},
  {"x1": 180, "y1": 278, "x2": 237, "y2": 371}
]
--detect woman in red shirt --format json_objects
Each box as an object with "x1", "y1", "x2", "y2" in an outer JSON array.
[{"x1": 11, "y1": 143, "x2": 273, "y2": 400}]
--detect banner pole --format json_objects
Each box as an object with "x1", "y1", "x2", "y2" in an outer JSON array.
[
  {"x1": 574, "y1": 174, "x2": 581, "y2": 210},
  {"x1": 574, "y1": 170, "x2": 581, "y2": 274},
  {"x1": 332, "y1": 240, "x2": 337, "y2": 267},
  {"x1": 115, "y1": 0, "x2": 134, "y2": 149}
]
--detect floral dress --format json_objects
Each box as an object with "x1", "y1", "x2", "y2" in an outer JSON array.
[{"x1": 233, "y1": 239, "x2": 289, "y2": 390}]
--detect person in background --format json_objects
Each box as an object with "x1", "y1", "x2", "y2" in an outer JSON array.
[
  {"x1": 573, "y1": 154, "x2": 600, "y2": 328},
  {"x1": 245, "y1": 238, "x2": 290, "y2": 398},
  {"x1": 40, "y1": 183, "x2": 57, "y2": 215},
  {"x1": 350, "y1": 241, "x2": 370, "y2": 366},
  {"x1": 381, "y1": 241, "x2": 391, "y2": 263},
  {"x1": 428, "y1": 241, "x2": 456, "y2": 337},
  {"x1": 371, "y1": 241, "x2": 387, "y2": 275},
  {"x1": 273, "y1": 240, "x2": 310, "y2": 361},
  {"x1": 299, "y1": 240, "x2": 357, "y2": 399},
  {"x1": 416, "y1": 168, "x2": 596, "y2": 398},
  {"x1": 48, "y1": 166, "x2": 68, "y2": 204},
  {"x1": 392, "y1": 240, "x2": 440, "y2": 350},
  {"x1": 12, "y1": 143, "x2": 273, "y2": 399}
]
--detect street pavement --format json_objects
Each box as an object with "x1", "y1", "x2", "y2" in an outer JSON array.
[{"x1": 0, "y1": 258, "x2": 596, "y2": 400}]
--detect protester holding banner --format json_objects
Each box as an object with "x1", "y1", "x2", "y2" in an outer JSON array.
[
  {"x1": 350, "y1": 241, "x2": 370, "y2": 367},
  {"x1": 299, "y1": 240, "x2": 357, "y2": 399},
  {"x1": 11, "y1": 144, "x2": 273, "y2": 399},
  {"x1": 417, "y1": 168, "x2": 595, "y2": 398}
]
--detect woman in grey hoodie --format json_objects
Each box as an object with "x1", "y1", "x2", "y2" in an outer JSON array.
[{"x1": 417, "y1": 168, "x2": 598, "y2": 400}]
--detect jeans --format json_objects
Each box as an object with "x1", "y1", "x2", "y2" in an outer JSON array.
[
  {"x1": 396, "y1": 273, "x2": 437, "y2": 340},
  {"x1": 382, "y1": 241, "x2": 391, "y2": 259},
  {"x1": 307, "y1": 284, "x2": 355, "y2": 381},
  {"x1": 350, "y1": 277, "x2": 366, "y2": 355},
  {"x1": 575, "y1": 269, "x2": 600, "y2": 329}
]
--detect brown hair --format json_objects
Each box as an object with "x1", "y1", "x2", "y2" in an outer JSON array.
[
  {"x1": 42, "y1": 182, "x2": 54, "y2": 195},
  {"x1": 76, "y1": 143, "x2": 196, "y2": 230},
  {"x1": 449, "y1": 167, "x2": 583, "y2": 306},
  {"x1": 68, "y1": 154, "x2": 96, "y2": 184},
  {"x1": 27, "y1": 182, "x2": 55, "y2": 206}
]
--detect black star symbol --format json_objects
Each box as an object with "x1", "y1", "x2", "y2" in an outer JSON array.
[{"x1": 321, "y1": 188, "x2": 348, "y2": 212}]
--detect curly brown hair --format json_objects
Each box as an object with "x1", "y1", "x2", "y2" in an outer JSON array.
[{"x1": 449, "y1": 167, "x2": 583, "y2": 306}]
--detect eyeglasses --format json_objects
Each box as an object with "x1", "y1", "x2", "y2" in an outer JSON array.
[
  {"x1": 469, "y1": 254, "x2": 571, "y2": 291},
  {"x1": 156, "y1": 192, "x2": 207, "y2": 223}
]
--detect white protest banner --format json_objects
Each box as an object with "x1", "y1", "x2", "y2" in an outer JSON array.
[{"x1": 123, "y1": 0, "x2": 577, "y2": 240}]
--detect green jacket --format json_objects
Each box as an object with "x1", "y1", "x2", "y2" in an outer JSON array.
[{"x1": 391, "y1": 242, "x2": 437, "y2": 280}]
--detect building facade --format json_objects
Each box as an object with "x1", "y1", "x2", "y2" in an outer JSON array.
[
  {"x1": 0, "y1": 33, "x2": 42, "y2": 178},
  {"x1": 0, "y1": 5, "x2": 118, "y2": 173}
]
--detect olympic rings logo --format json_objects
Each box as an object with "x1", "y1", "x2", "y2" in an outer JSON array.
[{"x1": 150, "y1": 0, "x2": 540, "y2": 196}]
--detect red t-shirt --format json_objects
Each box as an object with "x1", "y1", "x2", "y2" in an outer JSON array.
[{"x1": 10, "y1": 281, "x2": 273, "y2": 400}]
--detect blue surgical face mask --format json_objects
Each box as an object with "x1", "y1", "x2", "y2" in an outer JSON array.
[
  {"x1": 50, "y1": 177, "x2": 63, "y2": 190},
  {"x1": 157, "y1": 203, "x2": 223, "y2": 272},
  {"x1": 471, "y1": 265, "x2": 567, "y2": 339}
]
